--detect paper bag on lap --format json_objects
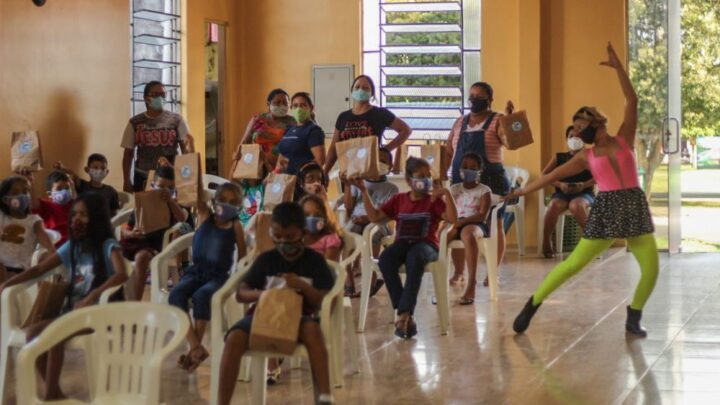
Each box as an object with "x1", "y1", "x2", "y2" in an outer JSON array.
[
  {"x1": 232, "y1": 144, "x2": 263, "y2": 180},
  {"x1": 249, "y1": 288, "x2": 303, "y2": 355},
  {"x1": 11, "y1": 131, "x2": 44, "y2": 172},
  {"x1": 174, "y1": 153, "x2": 202, "y2": 206},
  {"x1": 336, "y1": 136, "x2": 380, "y2": 179},
  {"x1": 21, "y1": 275, "x2": 69, "y2": 328},
  {"x1": 134, "y1": 190, "x2": 171, "y2": 234},
  {"x1": 499, "y1": 111, "x2": 534, "y2": 150},
  {"x1": 263, "y1": 173, "x2": 296, "y2": 211}
]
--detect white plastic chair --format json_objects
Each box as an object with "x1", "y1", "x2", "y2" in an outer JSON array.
[
  {"x1": 356, "y1": 223, "x2": 452, "y2": 335},
  {"x1": 149, "y1": 232, "x2": 195, "y2": 304},
  {"x1": 504, "y1": 166, "x2": 529, "y2": 256},
  {"x1": 0, "y1": 257, "x2": 133, "y2": 404},
  {"x1": 209, "y1": 260, "x2": 347, "y2": 405},
  {"x1": 15, "y1": 302, "x2": 189, "y2": 405},
  {"x1": 537, "y1": 188, "x2": 577, "y2": 255},
  {"x1": 203, "y1": 174, "x2": 230, "y2": 192},
  {"x1": 446, "y1": 203, "x2": 505, "y2": 301},
  {"x1": 117, "y1": 191, "x2": 133, "y2": 209},
  {"x1": 111, "y1": 208, "x2": 134, "y2": 241}
]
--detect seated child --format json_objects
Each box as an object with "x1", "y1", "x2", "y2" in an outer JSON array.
[
  {"x1": 342, "y1": 147, "x2": 397, "y2": 296},
  {"x1": 217, "y1": 202, "x2": 335, "y2": 405},
  {"x1": 55, "y1": 154, "x2": 120, "y2": 217},
  {"x1": 0, "y1": 176, "x2": 56, "y2": 281},
  {"x1": 295, "y1": 161, "x2": 328, "y2": 201},
  {"x1": 120, "y1": 166, "x2": 190, "y2": 299},
  {"x1": 238, "y1": 165, "x2": 268, "y2": 227},
  {"x1": 356, "y1": 157, "x2": 457, "y2": 339},
  {"x1": 169, "y1": 182, "x2": 247, "y2": 371},
  {"x1": 0, "y1": 193, "x2": 128, "y2": 401},
  {"x1": 448, "y1": 152, "x2": 493, "y2": 304},
  {"x1": 35, "y1": 170, "x2": 76, "y2": 246},
  {"x1": 301, "y1": 194, "x2": 343, "y2": 262}
]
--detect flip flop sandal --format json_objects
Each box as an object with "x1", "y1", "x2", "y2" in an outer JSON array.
[
  {"x1": 186, "y1": 346, "x2": 209, "y2": 372},
  {"x1": 459, "y1": 297, "x2": 475, "y2": 305}
]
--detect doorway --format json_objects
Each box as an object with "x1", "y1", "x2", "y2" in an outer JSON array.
[{"x1": 204, "y1": 21, "x2": 226, "y2": 175}]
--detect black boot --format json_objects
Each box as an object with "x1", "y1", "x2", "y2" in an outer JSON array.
[
  {"x1": 625, "y1": 306, "x2": 647, "y2": 337},
  {"x1": 513, "y1": 296, "x2": 541, "y2": 334}
]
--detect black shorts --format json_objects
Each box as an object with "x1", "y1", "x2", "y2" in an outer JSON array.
[{"x1": 225, "y1": 314, "x2": 320, "y2": 341}]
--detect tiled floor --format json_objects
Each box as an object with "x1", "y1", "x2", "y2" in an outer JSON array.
[{"x1": 5, "y1": 250, "x2": 720, "y2": 404}]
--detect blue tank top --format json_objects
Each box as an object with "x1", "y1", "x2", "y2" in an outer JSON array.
[{"x1": 191, "y1": 217, "x2": 237, "y2": 279}]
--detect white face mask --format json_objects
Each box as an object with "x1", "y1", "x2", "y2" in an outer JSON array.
[
  {"x1": 567, "y1": 137, "x2": 584, "y2": 152},
  {"x1": 378, "y1": 162, "x2": 390, "y2": 176},
  {"x1": 270, "y1": 104, "x2": 288, "y2": 118}
]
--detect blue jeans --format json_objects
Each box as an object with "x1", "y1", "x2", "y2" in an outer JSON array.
[
  {"x1": 168, "y1": 268, "x2": 226, "y2": 321},
  {"x1": 378, "y1": 240, "x2": 438, "y2": 315}
]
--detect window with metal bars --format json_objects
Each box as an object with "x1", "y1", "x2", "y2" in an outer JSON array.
[{"x1": 363, "y1": 0, "x2": 481, "y2": 141}]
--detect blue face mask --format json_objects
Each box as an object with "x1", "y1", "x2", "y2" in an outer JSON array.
[
  {"x1": 149, "y1": 96, "x2": 165, "y2": 111},
  {"x1": 3, "y1": 194, "x2": 30, "y2": 213},
  {"x1": 214, "y1": 202, "x2": 239, "y2": 222},
  {"x1": 410, "y1": 177, "x2": 432, "y2": 194},
  {"x1": 460, "y1": 169, "x2": 481, "y2": 184},
  {"x1": 351, "y1": 89, "x2": 371, "y2": 102},
  {"x1": 305, "y1": 216, "x2": 326, "y2": 234},
  {"x1": 50, "y1": 189, "x2": 72, "y2": 205}
]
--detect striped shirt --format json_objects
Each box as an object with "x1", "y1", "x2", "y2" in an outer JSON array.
[{"x1": 447, "y1": 113, "x2": 504, "y2": 164}]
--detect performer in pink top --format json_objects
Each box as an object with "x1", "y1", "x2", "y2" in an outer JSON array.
[{"x1": 505, "y1": 43, "x2": 659, "y2": 338}]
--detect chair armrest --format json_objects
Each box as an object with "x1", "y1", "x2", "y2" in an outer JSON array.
[
  {"x1": 211, "y1": 268, "x2": 248, "y2": 336},
  {"x1": 162, "y1": 222, "x2": 186, "y2": 251},
  {"x1": 438, "y1": 222, "x2": 453, "y2": 263},
  {"x1": 1, "y1": 267, "x2": 63, "y2": 340},
  {"x1": 98, "y1": 284, "x2": 123, "y2": 304},
  {"x1": 319, "y1": 261, "x2": 346, "y2": 342},
  {"x1": 150, "y1": 232, "x2": 194, "y2": 303},
  {"x1": 485, "y1": 202, "x2": 506, "y2": 238}
]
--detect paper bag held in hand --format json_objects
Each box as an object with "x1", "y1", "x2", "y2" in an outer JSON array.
[
  {"x1": 262, "y1": 173, "x2": 296, "y2": 211},
  {"x1": 249, "y1": 288, "x2": 303, "y2": 355},
  {"x1": 174, "y1": 153, "x2": 202, "y2": 206},
  {"x1": 232, "y1": 144, "x2": 264, "y2": 180},
  {"x1": 22, "y1": 275, "x2": 69, "y2": 328},
  {"x1": 11, "y1": 131, "x2": 44, "y2": 172},
  {"x1": 134, "y1": 190, "x2": 171, "y2": 234},
  {"x1": 499, "y1": 110, "x2": 534, "y2": 150},
  {"x1": 252, "y1": 212, "x2": 275, "y2": 258},
  {"x1": 336, "y1": 136, "x2": 380, "y2": 179}
]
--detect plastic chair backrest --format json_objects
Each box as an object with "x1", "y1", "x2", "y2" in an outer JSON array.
[
  {"x1": 505, "y1": 166, "x2": 530, "y2": 188},
  {"x1": 149, "y1": 232, "x2": 194, "y2": 304},
  {"x1": 203, "y1": 174, "x2": 230, "y2": 189},
  {"x1": 111, "y1": 208, "x2": 134, "y2": 240},
  {"x1": 16, "y1": 302, "x2": 188, "y2": 405}
]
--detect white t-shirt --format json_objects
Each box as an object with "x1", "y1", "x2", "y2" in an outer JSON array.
[
  {"x1": 0, "y1": 212, "x2": 42, "y2": 269},
  {"x1": 450, "y1": 183, "x2": 493, "y2": 219},
  {"x1": 350, "y1": 180, "x2": 399, "y2": 217}
]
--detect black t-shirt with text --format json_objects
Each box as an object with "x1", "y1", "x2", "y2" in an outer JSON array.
[{"x1": 335, "y1": 107, "x2": 396, "y2": 145}]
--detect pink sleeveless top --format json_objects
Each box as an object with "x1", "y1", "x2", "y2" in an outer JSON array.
[{"x1": 586, "y1": 136, "x2": 640, "y2": 192}]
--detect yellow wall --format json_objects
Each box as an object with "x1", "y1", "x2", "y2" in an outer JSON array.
[{"x1": 0, "y1": 0, "x2": 130, "y2": 192}]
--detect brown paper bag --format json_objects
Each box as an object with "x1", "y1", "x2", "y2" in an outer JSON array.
[
  {"x1": 499, "y1": 110, "x2": 534, "y2": 150},
  {"x1": 336, "y1": 136, "x2": 380, "y2": 179},
  {"x1": 398, "y1": 144, "x2": 448, "y2": 179},
  {"x1": 232, "y1": 144, "x2": 263, "y2": 180},
  {"x1": 22, "y1": 275, "x2": 69, "y2": 328},
  {"x1": 145, "y1": 170, "x2": 156, "y2": 191},
  {"x1": 262, "y1": 173, "x2": 296, "y2": 211},
  {"x1": 252, "y1": 212, "x2": 275, "y2": 258},
  {"x1": 11, "y1": 131, "x2": 44, "y2": 172},
  {"x1": 174, "y1": 153, "x2": 202, "y2": 206},
  {"x1": 134, "y1": 190, "x2": 171, "y2": 234},
  {"x1": 249, "y1": 288, "x2": 303, "y2": 355},
  {"x1": 398, "y1": 144, "x2": 421, "y2": 174}
]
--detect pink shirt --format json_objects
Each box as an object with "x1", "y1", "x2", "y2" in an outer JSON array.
[
  {"x1": 587, "y1": 136, "x2": 640, "y2": 192},
  {"x1": 307, "y1": 233, "x2": 342, "y2": 257},
  {"x1": 447, "y1": 113, "x2": 504, "y2": 164}
]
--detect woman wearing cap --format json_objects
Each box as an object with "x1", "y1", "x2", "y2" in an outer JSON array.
[{"x1": 507, "y1": 43, "x2": 658, "y2": 338}]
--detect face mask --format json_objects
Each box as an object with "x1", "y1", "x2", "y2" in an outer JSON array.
[
  {"x1": 3, "y1": 194, "x2": 30, "y2": 213},
  {"x1": 580, "y1": 125, "x2": 598, "y2": 144},
  {"x1": 270, "y1": 104, "x2": 288, "y2": 118},
  {"x1": 304, "y1": 182, "x2": 326, "y2": 195},
  {"x1": 51, "y1": 189, "x2": 72, "y2": 205},
  {"x1": 567, "y1": 137, "x2": 585, "y2": 151},
  {"x1": 149, "y1": 96, "x2": 165, "y2": 111},
  {"x1": 460, "y1": 169, "x2": 480, "y2": 184},
  {"x1": 378, "y1": 162, "x2": 391, "y2": 176},
  {"x1": 410, "y1": 177, "x2": 432, "y2": 194},
  {"x1": 470, "y1": 98, "x2": 490, "y2": 113},
  {"x1": 291, "y1": 107, "x2": 311, "y2": 123},
  {"x1": 152, "y1": 183, "x2": 177, "y2": 198},
  {"x1": 275, "y1": 240, "x2": 304, "y2": 258},
  {"x1": 70, "y1": 219, "x2": 87, "y2": 239},
  {"x1": 214, "y1": 202, "x2": 239, "y2": 222},
  {"x1": 88, "y1": 169, "x2": 108, "y2": 183},
  {"x1": 351, "y1": 89, "x2": 371, "y2": 102},
  {"x1": 305, "y1": 216, "x2": 325, "y2": 234}
]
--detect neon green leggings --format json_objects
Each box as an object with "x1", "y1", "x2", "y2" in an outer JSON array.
[{"x1": 532, "y1": 234, "x2": 659, "y2": 310}]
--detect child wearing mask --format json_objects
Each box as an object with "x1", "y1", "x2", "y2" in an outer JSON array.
[
  {"x1": 54, "y1": 154, "x2": 120, "y2": 217},
  {"x1": 295, "y1": 162, "x2": 328, "y2": 201},
  {"x1": 169, "y1": 182, "x2": 247, "y2": 371},
  {"x1": 0, "y1": 193, "x2": 128, "y2": 401},
  {"x1": 217, "y1": 202, "x2": 335, "y2": 405},
  {"x1": 35, "y1": 170, "x2": 76, "y2": 246},
  {"x1": 120, "y1": 166, "x2": 190, "y2": 299},
  {"x1": 0, "y1": 176, "x2": 56, "y2": 281},
  {"x1": 356, "y1": 157, "x2": 457, "y2": 339},
  {"x1": 448, "y1": 152, "x2": 494, "y2": 304},
  {"x1": 238, "y1": 165, "x2": 268, "y2": 227},
  {"x1": 301, "y1": 194, "x2": 343, "y2": 262}
]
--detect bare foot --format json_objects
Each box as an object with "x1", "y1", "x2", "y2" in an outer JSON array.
[{"x1": 449, "y1": 273, "x2": 465, "y2": 286}]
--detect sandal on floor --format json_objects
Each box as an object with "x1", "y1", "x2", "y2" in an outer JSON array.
[
  {"x1": 185, "y1": 346, "x2": 209, "y2": 372},
  {"x1": 394, "y1": 318, "x2": 410, "y2": 340},
  {"x1": 459, "y1": 296, "x2": 475, "y2": 305},
  {"x1": 369, "y1": 279, "x2": 385, "y2": 298},
  {"x1": 267, "y1": 358, "x2": 285, "y2": 385},
  {"x1": 449, "y1": 274, "x2": 465, "y2": 286}
]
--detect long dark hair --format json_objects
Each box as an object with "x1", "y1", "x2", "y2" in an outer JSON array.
[
  {"x1": 69, "y1": 193, "x2": 115, "y2": 290},
  {"x1": 0, "y1": 176, "x2": 30, "y2": 216}
]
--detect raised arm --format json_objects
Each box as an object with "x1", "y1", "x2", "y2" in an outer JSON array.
[
  {"x1": 506, "y1": 151, "x2": 589, "y2": 200},
  {"x1": 601, "y1": 42, "x2": 638, "y2": 145}
]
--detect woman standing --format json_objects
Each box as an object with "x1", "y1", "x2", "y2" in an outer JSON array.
[
  {"x1": 323, "y1": 75, "x2": 411, "y2": 174},
  {"x1": 230, "y1": 89, "x2": 296, "y2": 176},
  {"x1": 510, "y1": 43, "x2": 658, "y2": 337},
  {"x1": 445, "y1": 81, "x2": 514, "y2": 287},
  {"x1": 277, "y1": 92, "x2": 326, "y2": 175}
]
